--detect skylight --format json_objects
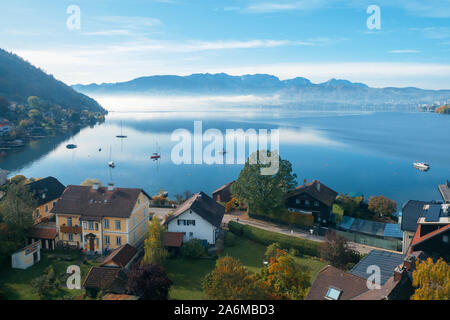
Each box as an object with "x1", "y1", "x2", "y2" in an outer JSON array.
[{"x1": 325, "y1": 287, "x2": 342, "y2": 300}]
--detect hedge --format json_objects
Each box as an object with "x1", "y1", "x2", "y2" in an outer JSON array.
[
  {"x1": 228, "y1": 221, "x2": 320, "y2": 257},
  {"x1": 248, "y1": 211, "x2": 314, "y2": 231}
]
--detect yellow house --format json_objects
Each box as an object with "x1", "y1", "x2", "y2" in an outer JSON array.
[{"x1": 52, "y1": 183, "x2": 151, "y2": 254}]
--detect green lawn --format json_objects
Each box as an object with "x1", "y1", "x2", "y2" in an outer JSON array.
[
  {"x1": 0, "y1": 249, "x2": 99, "y2": 300},
  {"x1": 166, "y1": 236, "x2": 327, "y2": 300}
]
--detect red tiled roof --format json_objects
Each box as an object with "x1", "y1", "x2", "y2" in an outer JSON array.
[
  {"x1": 28, "y1": 226, "x2": 57, "y2": 239},
  {"x1": 212, "y1": 181, "x2": 235, "y2": 195},
  {"x1": 83, "y1": 267, "x2": 121, "y2": 290},
  {"x1": 305, "y1": 265, "x2": 369, "y2": 300},
  {"x1": 100, "y1": 244, "x2": 137, "y2": 268},
  {"x1": 163, "y1": 232, "x2": 184, "y2": 247}
]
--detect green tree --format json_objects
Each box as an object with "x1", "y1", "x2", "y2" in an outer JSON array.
[
  {"x1": 0, "y1": 183, "x2": 36, "y2": 241},
  {"x1": 264, "y1": 242, "x2": 282, "y2": 261},
  {"x1": 202, "y1": 256, "x2": 272, "y2": 300},
  {"x1": 142, "y1": 217, "x2": 168, "y2": 266},
  {"x1": 180, "y1": 239, "x2": 206, "y2": 259},
  {"x1": 27, "y1": 96, "x2": 41, "y2": 109},
  {"x1": 368, "y1": 195, "x2": 397, "y2": 218},
  {"x1": 411, "y1": 258, "x2": 450, "y2": 300},
  {"x1": 231, "y1": 151, "x2": 297, "y2": 216},
  {"x1": 80, "y1": 178, "x2": 102, "y2": 187}
]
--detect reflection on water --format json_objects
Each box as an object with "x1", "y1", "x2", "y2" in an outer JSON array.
[{"x1": 1, "y1": 109, "x2": 449, "y2": 207}]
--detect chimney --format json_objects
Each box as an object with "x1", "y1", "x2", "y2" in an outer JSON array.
[
  {"x1": 107, "y1": 183, "x2": 114, "y2": 192},
  {"x1": 316, "y1": 180, "x2": 321, "y2": 192},
  {"x1": 403, "y1": 256, "x2": 415, "y2": 272},
  {"x1": 393, "y1": 266, "x2": 405, "y2": 282},
  {"x1": 92, "y1": 183, "x2": 99, "y2": 190},
  {"x1": 303, "y1": 179, "x2": 307, "y2": 185}
]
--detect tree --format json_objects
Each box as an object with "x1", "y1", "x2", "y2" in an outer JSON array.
[
  {"x1": 368, "y1": 195, "x2": 397, "y2": 218},
  {"x1": 180, "y1": 239, "x2": 206, "y2": 258},
  {"x1": 30, "y1": 266, "x2": 57, "y2": 299},
  {"x1": 27, "y1": 96, "x2": 41, "y2": 109},
  {"x1": 258, "y1": 249, "x2": 310, "y2": 300},
  {"x1": 0, "y1": 96, "x2": 10, "y2": 115},
  {"x1": 142, "y1": 217, "x2": 168, "y2": 266},
  {"x1": 411, "y1": 258, "x2": 450, "y2": 300},
  {"x1": 319, "y1": 232, "x2": 360, "y2": 270},
  {"x1": 0, "y1": 182, "x2": 36, "y2": 240},
  {"x1": 231, "y1": 151, "x2": 297, "y2": 216},
  {"x1": 80, "y1": 178, "x2": 102, "y2": 186},
  {"x1": 264, "y1": 242, "x2": 282, "y2": 261},
  {"x1": 126, "y1": 263, "x2": 172, "y2": 300},
  {"x1": 203, "y1": 256, "x2": 272, "y2": 300}
]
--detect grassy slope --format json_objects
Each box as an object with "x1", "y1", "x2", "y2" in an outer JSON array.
[
  {"x1": 0, "y1": 250, "x2": 99, "y2": 300},
  {"x1": 166, "y1": 237, "x2": 327, "y2": 300}
]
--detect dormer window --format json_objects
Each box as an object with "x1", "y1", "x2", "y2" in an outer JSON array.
[{"x1": 325, "y1": 287, "x2": 342, "y2": 300}]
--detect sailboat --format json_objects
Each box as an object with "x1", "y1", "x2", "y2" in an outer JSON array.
[
  {"x1": 116, "y1": 121, "x2": 127, "y2": 138},
  {"x1": 108, "y1": 147, "x2": 115, "y2": 168},
  {"x1": 150, "y1": 142, "x2": 161, "y2": 160}
]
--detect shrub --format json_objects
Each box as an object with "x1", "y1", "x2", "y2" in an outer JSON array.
[
  {"x1": 264, "y1": 242, "x2": 281, "y2": 261},
  {"x1": 181, "y1": 239, "x2": 206, "y2": 258},
  {"x1": 224, "y1": 232, "x2": 237, "y2": 247},
  {"x1": 228, "y1": 221, "x2": 320, "y2": 257}
]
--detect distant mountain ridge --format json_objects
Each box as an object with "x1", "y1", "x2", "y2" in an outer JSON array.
[
  {"x1": 72, "y1": 73, "x2": 450, "y2": 109},
  {"x1": 0, "y1": 48, "x2": 105, "y2": 113}
]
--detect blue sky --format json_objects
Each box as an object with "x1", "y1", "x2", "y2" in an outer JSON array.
[{"x1": 1, "y1": 0, "x2": 450, "y2": 88}]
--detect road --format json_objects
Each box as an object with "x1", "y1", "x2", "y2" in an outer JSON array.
[{"x1": 223, "y1": 212, "x2": 399, "y2": 255}]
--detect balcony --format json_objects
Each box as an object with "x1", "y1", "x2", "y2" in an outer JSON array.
[{"x1": 60, "y1": 224, "x2": 82, "y2": 234}]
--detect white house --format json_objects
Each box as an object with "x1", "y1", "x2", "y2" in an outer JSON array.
[
  {"x1": 11, "y1": 241, "x2": 41, "y2": 269},
  {"x1": 163, "y1": 191, "x2": 225, "y2": 245}
]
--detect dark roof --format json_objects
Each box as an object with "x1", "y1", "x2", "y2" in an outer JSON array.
[
  {"x1": 163, "y1": 232, "x2": 184, "y2": 247},
  {"x1": 350, "y1": 250, "x2": 405, "y2": 285},
  {"x1": 305, "y1": 265, "x2": 368, "y2": 300},
  {"x1": 287, "y1": 180, "x2": 337, "y2": 207},
  {"x1": 100, "y1": 244, "x2": 137, "y2": 268},
  {"x1": 27, "y1": 177, "x2": 65, "y2": 206},
  {"x1": 103, "y1": 294, "x2": 139, "y2": 300},
  {"x1": 164, "y1": 192, "x2": 225, "y2": 228},
  {"x1": 212, "y1": 181, "x2": 235, "y2": 195},
  {"x1": 438, "y1": 180, "x2": 450, "y2": 203},
  {"x1": 51, "y1": 185, "x2": 150, "y2": 219},
  {"x1": 400, "y1": 200, "x2": 430, "y2": 232},
  {"x1": 83, "y1": 267, "x2": 121, "y2": 290}
]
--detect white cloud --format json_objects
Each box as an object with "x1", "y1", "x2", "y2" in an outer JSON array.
[
  {"x1": 388, "y1": 50, "x2": 420, "y2": 54},
  {"x1": 244, "y1": 0, "x2": 326, "y2": 13}
]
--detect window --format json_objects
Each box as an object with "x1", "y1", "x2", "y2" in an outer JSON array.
[
  {"x1": 115, "y1": 220, "x2": 121, "y2": 230},
  {"x1": 295, "y1": 199, "x2": 300, "y2": 204},
  {"x1": 36, "y1": 209, "x2": 40, "y2": 217},
  {"x1": 144, "y1": 208, "x2": 146, "y2": 216},
  {"x1": 325, "y1": 287, "x2": 342, "y2": 300},
  {"x1": 104, "y1": 219, "x2": 110, "y2": 229},
  {"x1": 68, "y1": 217, "x2": 72, "y2": 227},
  {"x1": 314, "y1": 201, "x2": 319, "y2": 207},
  {"x1": 177, "y1": 219, "x2": 195, "y2": 226},
  {"x1": 105, "y1": 235, "x2": 110, "y2": 244},
  {"x1": 83, "y1": 221, "x2": 87, "y2": 230},
  {"x1": 45, "y1": 205, "x2": 49, "y2": 213},
  {"x1": 116, "y1": 236, "x2": 122, "y2": 246},
  {"x1": 95, "y1": 223, "x2": 99, "y2": 231},
  {"x1": 137, "y1": 199, "x2": 140, "y2": 205},
  {"x1": 96, "y1": 238, "x2": 99, "y2": 247},
  {"x1": 133, "y1": 216, "x2": 136, "y2": 226},
  {"x1": 68, "y1": 233, "x2": 73, "y2": 241},
  {"x1": 189, "y1": 232, "x2": 193, "y2": 237},
  {"x1": 443, "y1": 235, "x2": 449, "y2": 244},
  {"x1": 305, "y1": 200, "x2": 310, "y2": 207},
  {"x1": 53, "y1": 201, "x2": 57, "y2": 207},
  {"x1": 88, "y1": 221, "x2": 94, "y2": 230},
  {"x1": 133, "y1": 232, "x2": 136, "y2": 241}
]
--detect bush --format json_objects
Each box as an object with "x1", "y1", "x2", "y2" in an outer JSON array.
[
  {"x1": 224, "y1": 232, "x2": 237, "y2": 247},
  {"x1": 180, "y1": 239, "x2": 206, "y2": 258},
  {"x1": 264, "y1": 242, "x2": 281, "y2": 261},
  {"x1": 228, "y1": 221, "x2": 320, "y2": 257},
  {"x1": 248, "y1": 211, "x2": 314, "y2": 230}
]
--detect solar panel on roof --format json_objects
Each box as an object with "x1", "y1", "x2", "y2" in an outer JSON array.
[{"x1": 425, "y1": 205, "x2": 441, "y2": 222}]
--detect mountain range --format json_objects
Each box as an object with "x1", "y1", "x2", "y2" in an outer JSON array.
[
  {"x1": 72, "y1": 73, "x2": 450, "y2": 109},
  {"x1": 0, "y1": 48, "x2": 105, "y2": 114}
]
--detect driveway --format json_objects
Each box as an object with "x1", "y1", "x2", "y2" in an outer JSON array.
[{"x1": 223, "y1": 212, "x2": 399, "y2": 255}]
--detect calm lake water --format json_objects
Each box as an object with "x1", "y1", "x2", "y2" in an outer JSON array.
[{"x1": 1, "y1": 109, "x2": 449, "y2": 210}]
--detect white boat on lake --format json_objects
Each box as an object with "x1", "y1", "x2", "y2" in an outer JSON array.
[{"x1": 413, "y1": 162, "x2": 430, "y2": 171}]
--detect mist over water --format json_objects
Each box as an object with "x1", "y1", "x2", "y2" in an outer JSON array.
[{"x1": 1, "y1": 102, "x2": 449, "y2": 209}]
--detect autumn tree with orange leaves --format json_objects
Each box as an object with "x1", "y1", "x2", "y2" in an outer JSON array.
[
  {"x1": 202, "y1": 256, "x2": 272, "y2": 300},
  {"x1": 411, "y1": 258, "x2": 450, "y2": 300},
  {"x1": 142, "y1": 217, "x2": 168, "y2": 266}
]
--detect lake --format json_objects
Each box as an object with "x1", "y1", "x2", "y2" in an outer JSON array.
[{"x1": 1, "y1": 108, "x2": 449, "y2": 210}]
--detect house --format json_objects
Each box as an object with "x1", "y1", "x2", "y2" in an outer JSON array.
[
  {"x1": 163, "y1": 191, "x2": 225, "y2": 245},
  {"x1": 408, "y1": 203, "x2": 450, "y2": 261},
  {"x1": 52, "y1": 183, "x2": 152, "y2": 254},
  {"x1": 438, "y1": 180, "x2": 450, "y2": 204},
  {"x1": 212, "y1": 181, "x2": 235, "y2": 203},
  {"x1": 27, "y1": 176, "x2": 66, "y2": 224},
  {"x1": 83, "y1": 244, "x2": 138, "y2": 297},
  {"x1": 306, "y1": 250, "x2": 414, "y2": 300},
  {"x1": 28, "y1": 221, "x2": 58, "y2": 250},
  {"x1": 400, "y1": 200, "x2": 432, "y2": 253},
  {"x1": 286, "y1": 180, "x2": 337, "y2": 225},
  {"x1": 0, "y1": 168, "x2": 9, "y2": 186},
  {"x1": 11, "y1": 241, "x2": 41, "y2": 270}
]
